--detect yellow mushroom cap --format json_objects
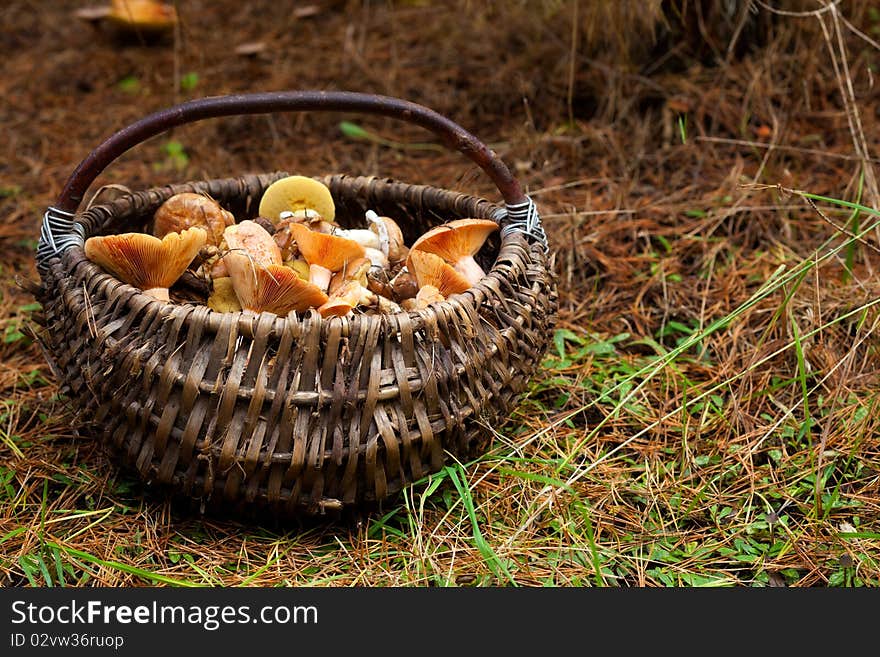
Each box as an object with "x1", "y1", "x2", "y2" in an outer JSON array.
[
  {"x1": 207, "y1": 277, "x2": 242, "y2": 313},
  {"x1": 153, "y1": 192, "x2": 234, "y2": 247},
  {"x1": 287, "y1": 223, "x2": 366, "y2": 273},
  {"x1": 406, "y1": 250, "x2": 472, "y2": 298},
  {"x1": 228, "y1": 263, "x2": 328, "y2": 315},
  {"x1": 285, "y1": 257, "x2": 311, "y2": 281},
  {"x1": 258, "y1": 175, "x2": 336, "y2": 225},
  {"x1": 84, "y1": 227, "x2": 207, "y2": 299}
]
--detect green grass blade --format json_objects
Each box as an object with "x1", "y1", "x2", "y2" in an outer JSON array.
[
  {"x1": 843, "y1": 168, "x2": 864, "y2": 281},
  {"x1": 446, "y1": 465, "x2": 517, "y2": 586},
  {"x1": 47, "y1": 542, "x2": 206, "y2": 587}
]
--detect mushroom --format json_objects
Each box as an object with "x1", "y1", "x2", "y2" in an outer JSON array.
[
  {"x1": 278, "y1": 209, "x2": 337, "y2": 234},
  {"x1": 76, "y1": 0, "x2": 178, "y2": 34},
  {"x1": 328, "y1": 257, "x2": 371, "y2": 296},
  {"x1": 207, "y1": 277, "x2": 242, "y2": 313},
  {"x1": 252, "y1": 215, "x2": 276, "y2": 235},
  {"x1": 222, "y1": 220, "x2": 282, "y2": 269},
  {"x1": 321, "y1": 262, "x2": 406, "y2": 315},
  {"x1": 317, "y1": 280, "x2": 370, "y2": 318},
  {"x1": 363, "y1": 246, "x2": 390, "y2": 271},
  {"x1": 373, "y1": 296, "x2": 402, "y2": 314},
  {"x1": 389, "y1": 268, "x2": 418, "y2": 301},
  {"x1": 286, "y1": 223, "x2": 366, "y2": 293},
  {"x1": 226, "y1": 260, "x2": 328, "y2": 315},
  {"x1": 272, "y1": 221, "x2": 298, "y2": 260},
  {"x1": 365, "y1": 210, "x2": 407, "y2": 264},
  {"x1": 408, "y1": 218, "x2": 498, "y2": 286},
  {"x1": 222, "y1": 220, "x2": 314, "y2": 312},
  {"x1": 153, "y1": 192, "x2": 234, "y2": 247},
  {"x1": 401, "y1": 284, "x2": 445, "y2": 311},
  {"x1": 406, "y1": 249, "x2": 472, "y2": 308},
  {"x1": 323, "y1": 256, "x2": 385, "y2": 316},
  {"x1": 152, "y1": 193, "x2": 237, "y2": 280},
  {"x1": 285, "y1": 257, "x2": 311, "y2": 281},
  {"x1": 273, "y1": 209, "x2": 337, "y2": 260},
  {"x1": 258, "y1": 175, "x2": 336, "y2": 225},
  {"x1": 84, "y1": 227, "x2": 207, "y2": 301},
  {"x1": 208, "y1": 253, "x2": 230, "y2": 279},
  {"x1": 365, "y1": 263, "x2": 418, "y2": 302},
  {"x1": 331, "y1": 227, "x2": 380, "y2": 250}
]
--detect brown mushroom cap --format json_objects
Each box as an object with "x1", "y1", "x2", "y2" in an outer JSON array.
[
  {"x1": 229, "y1": 263, "x2": 328, "y2": 315},
  {"x1": 84, "y1": 227, "x2": 207, "y2": 300},
  {"x1": 409, "y1": 218, "x2": 498, "y2": 264},
  {"x1": 287, "y1": 223, "x2": 366, "y2": 273},
  {"x1": 406, "y1": 249, "x2": 472, "y2": 298},
  {"x1": 390, "y1": 268, "x2": 419, "y2": 301},
  {"x1": 367, "y1": 213, "x2": 407, "y2": 263},
  {"x1": 153, "y1": 192, "x2": 234, "y2": 247}
]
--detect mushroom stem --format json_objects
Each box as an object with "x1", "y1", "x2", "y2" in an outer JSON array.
[
  {"x1": 455, "y1": 256, "x2": 486, "y2": 285},
  {"x1": 144, "y1": 287, "x2": 170, "y2": 301},
  {"x1": 364, "y1": 247, "x2": 390, "y2": 270},
  {"x1": 415, "y1": 284, "x2": 445, "y2": 308},
  {"x1": 365, "y1": 210, "x2": 389, "y2": 256},
  {"x1": 310, "y1": 263, "x2": 333, "y2": 292},
  {"x1": 333, "y1": 228, "x2": 379, "y2": 250},
  {"x1": 375, "y1": 296, "x2": 402, "y2": 314}
]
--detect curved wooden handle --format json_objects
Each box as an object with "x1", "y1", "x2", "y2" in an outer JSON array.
[{"x1": 56, "y1": 91, "x2": 527, "y2": 213}]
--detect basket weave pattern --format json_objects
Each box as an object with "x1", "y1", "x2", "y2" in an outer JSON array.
[{"x1": 35, "y1": 172, "x2": 557, "y2": 515}]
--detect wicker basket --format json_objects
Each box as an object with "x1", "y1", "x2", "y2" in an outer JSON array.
[{"x1": 31, "y1": 91, "x2": 557, "y2": 517}]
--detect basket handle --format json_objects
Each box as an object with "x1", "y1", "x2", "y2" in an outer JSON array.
[{"x1": 37, "y1": 91, "x2": 547, "y2": 272}]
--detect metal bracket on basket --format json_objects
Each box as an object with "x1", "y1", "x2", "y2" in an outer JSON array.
[
  {"x1": 500, "y1": 196, "x2": 549, "y2": 253},
  {"x1": 36, "y1": 206, "x2": 84, "y2": 274}
]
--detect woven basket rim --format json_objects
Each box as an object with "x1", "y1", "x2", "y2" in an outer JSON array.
[{"x1": 55, "y1": 172, "x2": 536, "y2": 338}]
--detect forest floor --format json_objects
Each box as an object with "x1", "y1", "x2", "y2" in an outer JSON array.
[{"x1": 2, "y1": 0, "x2": 880, "y2": 586}]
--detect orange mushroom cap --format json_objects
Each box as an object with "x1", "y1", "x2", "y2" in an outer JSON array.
[
  {"x1": 287, "y1": 223, "x2": 366, "y2": 273},
  {"x1": 228, "y1": 263, "x2": 328, "y2": 315},
  {"x1": 84, "y1": 227, "x2": 207, "y2": 301},
  {"x1": 406, "y1": 249, "x2": 472, "y2": 298},
  {"x1": 107, "y1": 0, "x2": 178, "y2": 31},
  {"x1": 409, "y1": 218, "x2": 497, "y2": 263}
]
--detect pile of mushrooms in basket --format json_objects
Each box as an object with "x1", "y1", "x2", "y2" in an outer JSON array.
[{"x1": 83, "y1": 175, "x2": 499, "y2": 317}]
